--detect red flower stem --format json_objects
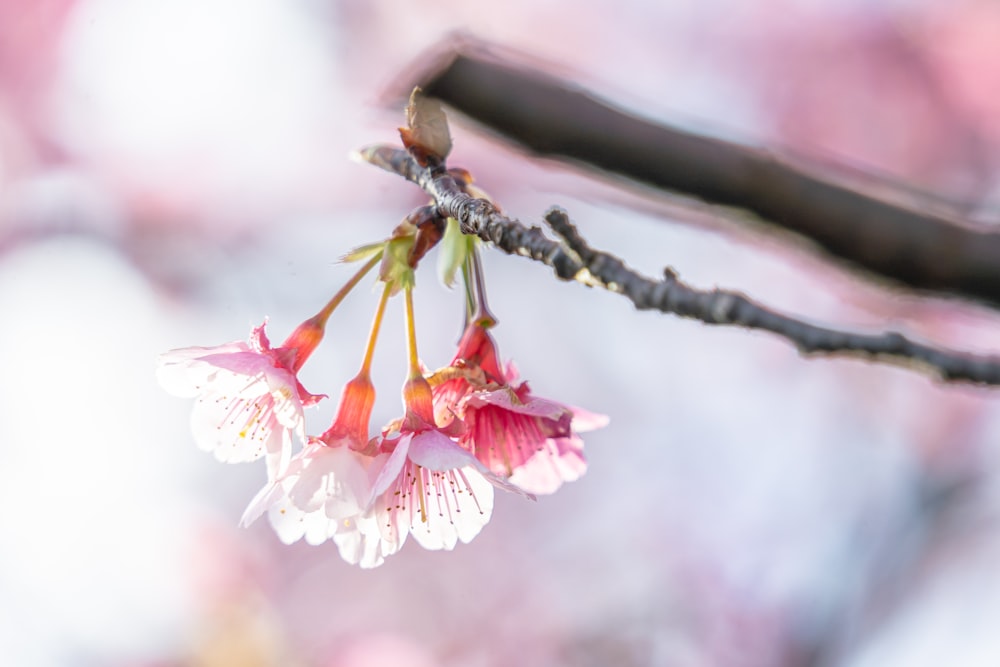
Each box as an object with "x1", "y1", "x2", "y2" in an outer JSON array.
[
  {"x1": 360, "y1": 282, "x2": 392, "y2": 375},
  {"x1": 312, "y1": 252, "x2": 383, "y2": 328}
]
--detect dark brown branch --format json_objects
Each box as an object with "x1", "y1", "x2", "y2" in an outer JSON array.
[
  {"x1": 408, "y1": 46, "x2": 1000, "y2": 310},
  {"x1": 357, "y1": 145, "x2": 1000, "y2": 386}
]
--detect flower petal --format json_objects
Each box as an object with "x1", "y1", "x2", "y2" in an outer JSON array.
[
  {"x1": 189, "y1": 390, "x2": 289, "y2": 466},
  {"x1": 155, "y1": 342, "x2": 249, "y2": 397},
  {"x1": 370, "y1": 434, "x2": 411, "y2": 499},
  {"x1": 333, "y1": 512, "x2": 397, "y2": 568},
  {"x1": 407, "y1": 429, "x2": 482, "y2": 471},
  {"x1": 465, "y1": 386, "x2": 570, "y2": 422},
  {"x1": 267, "y1": 499, "x2": 336, "y2": 546},
  {"x1": 407, "y1": 465, "x2": 495, "y2": 551},
  {"x1": 508, "y1": 435, "x2": 587, "y2": 495}
]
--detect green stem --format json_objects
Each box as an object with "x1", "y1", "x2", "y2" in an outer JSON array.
[
  {"x1": 313, "y1": 251, "x2": 383, "y2": 327},
  {"x1": 404, "y1": 285, "x2": 421, "y2": 377},
  {"x1": 360, "y1": 282, "x2": 392, "y2": 375}
]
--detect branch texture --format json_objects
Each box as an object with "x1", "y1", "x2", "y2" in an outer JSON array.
[
  {"x1": 410, "y1": 47, "x2": 1000, "y2": 309},
  {"x1": 359, "y1": 145, "x2": 1000, "y2": 386}
]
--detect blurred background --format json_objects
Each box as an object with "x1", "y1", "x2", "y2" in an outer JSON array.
[{"x1": 3, "y1": 0, "x2": 1000, "y2": 665}]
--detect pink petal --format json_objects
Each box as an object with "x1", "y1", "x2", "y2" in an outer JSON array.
[
  {"x1": 196, "y1": 350, "x2": 283, "y2": 381},
  {"x1": 409, "y1": 430, "x2": 535, "y2": 500},
  {"x1": 508, "y1": 436, "x2": 588, "y2": 495},
  {"x1": 155, "y1": 342, "x2": 249, "y2": 397},
  {"x1": 570, "y1": 406, "x2": 610, "y2": 432},
  {"x1": 465, "y1": 387, "x2": 570, "y2": 421},
  {"x1": 407, "y1": 430, "x2": 482, "y2": 471}
]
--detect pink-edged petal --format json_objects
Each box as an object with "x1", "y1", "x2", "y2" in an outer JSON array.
[
  {"x1": 195, "y1": 350, "x2": 281, "y2": 380},
  {"x1": 508, "y1": 436, "x2": 587, "y2": 495},
  {"x1": 569, "y1": 406, "x2": 610, "y2": 432},
  {"x1": 155, "y1": 342, "x2": 250, "y2": 397},
  {"x1": 465, "y1": 386, "x2": 570, "y2": 422}
]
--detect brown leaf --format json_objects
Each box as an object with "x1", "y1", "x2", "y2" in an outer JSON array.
[{"x1": 399, "y1": 87, "x2": 452, "y2": 165}]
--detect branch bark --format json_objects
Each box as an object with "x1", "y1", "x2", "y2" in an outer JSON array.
[
  {"x1": 357, "y1": 145, "x2": 1000, "y2": 387},
  {"x1": 407, "y1": 46, "x2": 1000, "y2": 309}
]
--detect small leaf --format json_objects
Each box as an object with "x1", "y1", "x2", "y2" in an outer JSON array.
[
  {"x1": 438, "y1": 217, "x2": 470, "y2": 288},
  {"x1": 341, "y1": 242, "x2": 385, "y2": 264}
]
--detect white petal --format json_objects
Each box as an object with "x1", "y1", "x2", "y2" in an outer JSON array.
[
  {"x1": 370, "y1": 435, "x2": 411, "y2": 500},
  {"x1": 267, "y1": 496, "x2": 335, "y2": 546},
  {"x1": 287, "y1": 445, "x2": 371, "y2": 517},
  {"x1": 240, "y1": 480, "x2": 283, "y2": 527},
  {"x1": 333, "y1": 512, "x2": 396, "y2": 568},
  {"x1": 407, "y1": 429, "x2": 481, "y2": 471},
  {"x1": 408, "y1": 465, "x2": 494, "y2": 551},
  {"x1": 189, "y1": 390, "x2": 291, "y2": 465}
]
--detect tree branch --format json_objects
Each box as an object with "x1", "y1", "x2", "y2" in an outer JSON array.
[
  {"x1": 357, "y1": 144, "x2": 1000, "y2": 386},
  {"x1": 405, "y1": 45, "x2": 1000, "y2": 310}
]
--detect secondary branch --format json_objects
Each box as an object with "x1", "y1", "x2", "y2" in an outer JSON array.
[{"x1": 357, "y1": 144, "x2": 1000, "y2": 386}]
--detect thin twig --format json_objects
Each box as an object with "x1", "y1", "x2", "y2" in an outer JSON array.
[{"x1": 357, "y1": 144, "x2": 1000, "y2": 386}]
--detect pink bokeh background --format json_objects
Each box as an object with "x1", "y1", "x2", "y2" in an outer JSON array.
[{"x1": 4, "y1": 1, "x2": 1000, "y2": 665}]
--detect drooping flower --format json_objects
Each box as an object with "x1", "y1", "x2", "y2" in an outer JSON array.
[
  {"x1": 157, "y1": 319, "x2": 324, "y2": 477},
  {"x1": 431, "y1": 321, "x2": 608, "y2": 495},
  {"x1": 157, "y1": 252, "x2": 383, "y2": 478},
  {"x1": 239, "y1": 371, "x2": 400, "y2": 568},
  {"x1": 241, "y1": 284, "x2": 405, "y2": 568},
  {"x1": 241, "y1": 441, "x2": 394, "y2": 568},
  {"x1": 370, "y1": 375, "x2": 529, "y2": 554}
]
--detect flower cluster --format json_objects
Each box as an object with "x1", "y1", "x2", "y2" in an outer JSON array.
[{"x1": 157, "y1": 94, "x2": 605, "y2": 567}]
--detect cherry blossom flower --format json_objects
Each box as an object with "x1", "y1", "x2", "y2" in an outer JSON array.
[
  {"x1": 157, "y1": 319, "x2": 324, "y2": 477},
  {"x1": 371, "y1": 375, "x2": 530, "y2": 554},
  {"x1": 432, "y1": 322, "x2": 608, "y2": 495},
  {"x1": 241, "y1": 441, "x2": 394, "y2": 568},
  {"x1": 240, "y1": 371, "x2": 400, "y2": 568}
]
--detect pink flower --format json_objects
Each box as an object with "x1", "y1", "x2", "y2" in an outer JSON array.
[
  {"x1": 370, "y1": 376, "x2": 530, "y2": 554},
  {"x1": 157, "y1": 320, "x2": 323, "y2": 478},
  {"x1": 241, "y1": 442, "x2": 394, "y2": 568},
  {"x1": 433, "y1": 323, "x2": 608, "y2": 495},
  {"x1": 240, "y1": 371, "x2": 399, "y2": 568}
]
